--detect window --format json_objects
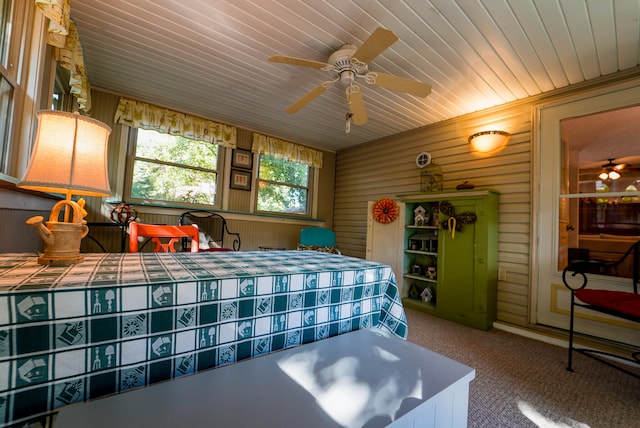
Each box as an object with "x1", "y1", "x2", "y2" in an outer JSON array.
[
  {"x1": 126, "y1": 129, "x2": 221, "y2": 207},
  {"x1": 0, "y1": 1, "x2": 49, "y2": 178},
  {"x1": 558, "y1": 105, "x2": 640, "y2": 278},
  {"x1": 0, "y1": 0, "x2": 17, "y2": 173},
  {"x1": 51, "y1": 63, "x2": 71, "y2": 110},
  {"x1": 0, "y1": 0, "x2": 13, "y2": 66},
  {"x1": 0, "y1": 74, "x2": 12, "y2": 172},
  {"x1": 256, "y1": 154, "x2": 311, "y2": 215}
]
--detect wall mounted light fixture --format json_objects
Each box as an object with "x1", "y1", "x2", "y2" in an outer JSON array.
[{"x1": 468, "y1": 130, "x2": 510, "y2": 153}]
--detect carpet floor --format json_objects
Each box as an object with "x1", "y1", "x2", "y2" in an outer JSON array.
[{"x1": 405, "y1": 308, "x2": 640, "y2": 428}]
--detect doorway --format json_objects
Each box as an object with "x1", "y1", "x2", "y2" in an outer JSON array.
[{"x1": 534, "y1": 82, "x2": 640, "y2": 346}]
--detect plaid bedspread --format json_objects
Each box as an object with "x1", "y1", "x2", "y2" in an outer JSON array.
[{"x1": 0, "y1": 251, "x2": 407, "y2": 427}]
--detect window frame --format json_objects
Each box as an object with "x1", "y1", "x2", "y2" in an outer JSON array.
[
  {"x1": 254, "y1": 153, "x2": 314, "y2": 217},
  {"x1": 123, "y1": 127, "x2": 225, "y2": 209},
  {"x1": 0, "y1": 1, "x2": 51, "y2": 179},
  {"x1": 0, "y1": 0, "x2": 23, "y2": 175}
]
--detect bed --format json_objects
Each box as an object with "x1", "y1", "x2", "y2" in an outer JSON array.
[{"x1": 0, "y1": 250, "x2": 407, "y2": 427}]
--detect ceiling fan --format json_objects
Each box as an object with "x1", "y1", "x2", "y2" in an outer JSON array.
[
  {"x1": 268, "y1": 27, "x2": 431, "y2": 129},
  {"x1": 598, "y1": 159, "x2": 626, "y2": 180}
]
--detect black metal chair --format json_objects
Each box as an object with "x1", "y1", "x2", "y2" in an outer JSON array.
[
  {"x1": 179, "y1": 210, "x2": 241, "y2": 251},
  {"x1": 562, "y1": 240, "x2": 640, "y2": 379}
]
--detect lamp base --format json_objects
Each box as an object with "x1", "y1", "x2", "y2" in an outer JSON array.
[
  {"x1": 26, "y1": 199, "x2": 89, "y2": 267},
  {"x1": 37, "y1": 253, "x2": 85, "y2": 266}
]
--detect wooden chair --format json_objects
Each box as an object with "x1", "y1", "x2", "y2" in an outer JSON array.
[{"x1": 129, "y1": 222, "x2": 199, "y2": 253}]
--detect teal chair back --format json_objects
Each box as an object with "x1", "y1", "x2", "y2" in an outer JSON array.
[{"x1": 299, "y1": 227, "x2": 336, "y2": 247}]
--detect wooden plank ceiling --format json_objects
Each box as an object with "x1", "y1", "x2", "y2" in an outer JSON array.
[{"x1": 70, "y1": 0, "x2": 640, "y2": 153}]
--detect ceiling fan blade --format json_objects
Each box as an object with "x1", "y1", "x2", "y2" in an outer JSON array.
[
  {"x1": 285, "y1": 84, "x2": 327, "y2": 114},
  {"x1": 268, "y1": 55, "x2": 329, "y2": 69},
  {"x1": 370, "y1": 72, "x2": 432, "y2": 98},
  {"x1": 348, "y1": 88, "x2": 368, "y2": 125},
  {"x1": 351, "y1": 27, "x2": 398, "y2": 64}
]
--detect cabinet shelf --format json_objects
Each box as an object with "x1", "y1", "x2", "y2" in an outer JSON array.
[
  {"x1": 406, "y1": 225, "x2": 438, "y2": 230},
  {"x1": 405, "y1": 250, "x2": 437, "y2": 256},
  {"x1": 403, "y1": 273, "x2": 437, "y2": 283},
  {"x1": 402, "y1": 298, "x2": 437, "y2": 312}
]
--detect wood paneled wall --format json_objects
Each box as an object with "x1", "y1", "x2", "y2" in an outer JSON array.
[
  {"x1": 334, "y1": 103, "x2": 532, "y2": 326},
  {"x1": 0, "y1": 188, "x2": 56, "y2": 253},
  {"x1": 334, "y1": 69, "x2": 640, "y2": 329}
]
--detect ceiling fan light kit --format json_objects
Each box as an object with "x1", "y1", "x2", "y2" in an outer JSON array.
[
  {"x1": 598, "y1": 159, "x2": 623, "y2": 181},
  {"x1": 269, "y1": 27, "x2": 431, "y2": 130}
]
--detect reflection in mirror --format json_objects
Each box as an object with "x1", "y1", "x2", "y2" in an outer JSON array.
[{"x1": 559, "y1": 105, "x2": 640, "y2": 278}]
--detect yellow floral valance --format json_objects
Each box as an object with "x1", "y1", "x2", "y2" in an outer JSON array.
[
  {"x1": 59, "y1": 21, "x2": 91, "y2": 112},
  {"x1": 252, "y1": 133, "x2": 323, "y2": 169},
  {"x1": 35, "y1": 0, "x2": 69, "y2": 47},
  {"x1": 35, "y1": 0, "x2": 91, "y2": 112},
  {"x1": 114, "y1": 98, "x2": 237, "y2": 148}
]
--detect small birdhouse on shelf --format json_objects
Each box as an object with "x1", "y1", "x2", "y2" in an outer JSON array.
[{"x1": 414, "y1": 205, "x2": 427, "y2": 226}]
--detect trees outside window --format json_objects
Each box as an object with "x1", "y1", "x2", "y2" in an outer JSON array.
[
  {"x1": 127, "y1": 129, "x2": 220, "y2": 206},
  {"x1": 256, "y1": 155, "x2": 310, "y2": 215}
]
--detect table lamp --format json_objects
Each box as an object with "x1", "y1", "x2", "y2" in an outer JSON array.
[{"x1": 18, "y1": 110, "x2": 112, "y2": 266}]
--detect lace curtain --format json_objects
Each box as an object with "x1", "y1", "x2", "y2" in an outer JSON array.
[
  {"x1": 35, "y1": 0, "x2": 91, "y2": 112},
  {"x1": 114, "y1": 98, "x2": 237, "y2": 148},
  {"x1": 252, "y1": 133, "x2": 323, "y2": 169}
]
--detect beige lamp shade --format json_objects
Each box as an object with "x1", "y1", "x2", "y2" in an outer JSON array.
[{"x1": 18, "y1": 110, "x2": 112, "y2": 198}]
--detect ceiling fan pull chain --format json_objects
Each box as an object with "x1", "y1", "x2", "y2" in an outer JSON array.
[
  {"x1": 346, "y1": 113, "x2": 353, "y2": 134},
  {"x1": 345, "y1": 84, "x2": 360, "y2": 107}
]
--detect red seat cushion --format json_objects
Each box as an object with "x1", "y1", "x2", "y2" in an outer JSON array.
[{"x1": 575, "y1": 289, "x2": 640, "y2": 318}]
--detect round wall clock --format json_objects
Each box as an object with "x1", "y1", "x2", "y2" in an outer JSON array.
[{"x1": 415, "y1": 152, "x2": 432, "y2": 168}]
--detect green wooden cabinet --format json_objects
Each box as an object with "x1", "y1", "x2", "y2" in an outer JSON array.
[{"x1": 399, "y1": 190, "x2": 499, "y2": 330}]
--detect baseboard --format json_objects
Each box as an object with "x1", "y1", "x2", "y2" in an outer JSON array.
[
  {"x1": 493, "y1": 321, "x2": 639, "y2": 368},
  {"x1": 492, "y1": 321, "x2": 569, "y2": 348}
]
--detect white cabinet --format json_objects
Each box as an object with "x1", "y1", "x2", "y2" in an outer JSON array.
[{"x1": 366, "y1": 200, "x2": 404, "y2": 282}]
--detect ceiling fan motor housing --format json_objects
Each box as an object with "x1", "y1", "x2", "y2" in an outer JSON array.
[
  {"x1": 328, "y1": 44, "x2": 368, "y2": 85},
  {"x1": 328, "y1": 44, "x2": 357, "y2": 68}
]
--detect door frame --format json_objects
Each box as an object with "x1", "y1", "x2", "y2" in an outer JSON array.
[{"x1": 531, "y1": 78, "x2": 640, "y2": 343}]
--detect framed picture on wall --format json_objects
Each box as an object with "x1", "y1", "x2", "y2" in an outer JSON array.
[
  {"x1": 230, "y1": 169, "x2": 252, "y2": 191},
  {"x1": 232, "y1": 149, "x2": 253, "y2": 170}
]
